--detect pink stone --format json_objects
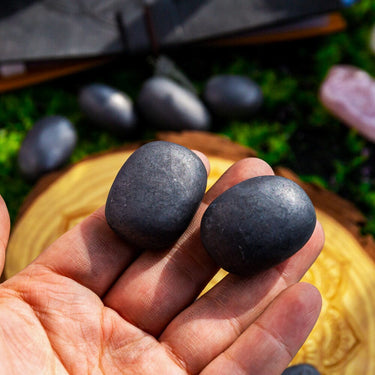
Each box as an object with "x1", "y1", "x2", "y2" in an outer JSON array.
[{"x1": 320, "y1": 65, "x2": 375, "y2": 142}]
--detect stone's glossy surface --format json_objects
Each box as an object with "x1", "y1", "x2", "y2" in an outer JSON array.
[
  {"x1": 282, "y1": 364, "x2": 321, "y2": 374},
  {"x1": 18, "y1": 115, "x2": 77, "y2": 181},
  {"x1": 201, "y1": 176, "x2": 316, "y2": 276},
  {"x1": 79, "y1": 83, "x2": 137, "y2": 136},
  {"x1": 137, "y1": 77, "x2": 211, "y2": 131},
  {"x1": 203, "y1": 74, "x2": 263, "y2": 119},
  {"x1": 105, "y1": 141, "x2": 207, "y2": 250},
  {"x1": 320, "y1": 65, "x2": 375, "y2": 142}
]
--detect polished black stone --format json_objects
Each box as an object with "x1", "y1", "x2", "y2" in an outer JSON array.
[
  {"x1": 154, "y1": 55, "x2": 198, "y2": 95},
  {"x1": 203, "y1": 74, "x2": 263, "y2": 119},
  {"x1": 18, "y1": 115, "x2": 77, "y2": 181},
  {"x1": 282, "y1": 364, "x2": 320, "y2": 375},
  {"x1": 137, "y1": 77, "x2": 211, "y2": 131},
  {"x1": 105, "y1": 141, "x2": 207, "y2": 250},
  {"x1": 79, "y1": 83, "x2": 138, "y2": 136},
  {"x1": 200, "y1": 176, "x2": 316, "y2": 276}
]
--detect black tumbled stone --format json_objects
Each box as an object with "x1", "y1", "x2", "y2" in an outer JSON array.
[
  {"x1": 137, "y1": 77, "x2": 211, "y2": 131},
  {"x1": 200, "y1": 176, "x2": 316, "y2": 276},
  {"x1": 79, "y1": 83, "x2": 138, "y2": 136},
  {"x1": 18, "y1": 115, "x2": 77, "y2": 181},
  {"x1": 203, "y1": 75, "x2": 263, "y2": 120},
  {"x1": 105, "y1": 141, "x2": 207, "y2": 250},
  {"x1": 282, "y1": 364, "x2": 321, "y2": 375}
]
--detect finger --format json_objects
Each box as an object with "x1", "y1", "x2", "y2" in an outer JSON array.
[
  {"x1": 32, "y1": 206, "x2": 138, "y2": 296},
  {"x1": 192, "y1": 150, "x2": 210, "y2": 176},
  {"x1": 103, "y1": 158, "x2": 274, "y2": 335},
  {"x1": 0, "y1": 196, "x2": 10, "y2": 276},
  {"x1": 159, "y1": 221, "x2": 324, "y2": 374},
  {"x1": 204, "y1": 157, "x2": 273, "y2": 205},
  {"x1": 30, "y1": 150, "x2": 211, "y2": 297},
  {"x1": 200, "y1": 283, "x2": 322, "y2": 375}
]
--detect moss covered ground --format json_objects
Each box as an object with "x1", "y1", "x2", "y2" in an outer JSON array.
[{"x1": 1, "y1": 1, "x2": 375, "y2": 235}]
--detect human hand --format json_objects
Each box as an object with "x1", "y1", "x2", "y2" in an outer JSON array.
[{"x1": 0, "y1": 156, "x2": 324, "y2": 374}]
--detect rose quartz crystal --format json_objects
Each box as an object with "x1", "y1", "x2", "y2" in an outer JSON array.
[{"x1": 320, "y1": 65, "x2": 375, "y2": 142}]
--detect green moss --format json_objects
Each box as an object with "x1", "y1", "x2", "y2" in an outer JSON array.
[{"x1": 223, "y1": 120, "x2": 297, "y2": 166}]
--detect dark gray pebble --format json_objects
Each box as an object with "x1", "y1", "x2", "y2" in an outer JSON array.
[
  {"x1": 18, "y1": 115, "x2": 77, "y2": 181},
  {"x1": 282, "y1": 364, "x2": 321, "y2": 375},
  {"x1": 79, "y1": 83, "x2": 137, "y2": 136},
  {"x1": 200, "y1": 175, "x2": 316, "y2": 276},
  {"x1": 137, "y1": 77, "x2": 211, "y2": 131},
  {"x1": 203, "y1": 75, "x2": 263, "y2": 120},
  {"x1": 154, "y1": 55, "x2": 198, "y2": 95},
  {"x1": 105, "y1": 141, "x2": 207, "y2": 250}
]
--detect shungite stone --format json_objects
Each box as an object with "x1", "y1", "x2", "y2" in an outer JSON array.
[
  {"x1": 105, "y1": 141, "x2": 207, "y2": 250},
  {"x1": 137, "y1": 77, "x2": 211, "y2": 131},
  {"x1": 154, "y1": 55, "x2": 198, "y2": 95},
  {"x1": 200, "y1": 176, "x2": 316, "y2": 276},
  {"x1": 203, "y1": 75, "x2": 263, "y2": 120},
  {"x1": 282, "y1": 364, "x2": 320, "y2": 375},
  {"x1": 18, "y1": 115, "x2": 77, "y2": 181},
  {"x1": 79, "y1": 83, "x2": 138, "y2": 136}
]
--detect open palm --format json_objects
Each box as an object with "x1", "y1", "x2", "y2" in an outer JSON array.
[{"x1": 0, "y1": 157, "x2": 324, "y2": 374}]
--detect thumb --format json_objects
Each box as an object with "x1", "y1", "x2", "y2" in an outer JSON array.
[{"x1": 0, "y1": 196, "x2": 10, "y2": 278}]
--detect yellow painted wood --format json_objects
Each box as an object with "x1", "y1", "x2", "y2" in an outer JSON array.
[{"x1": 290, "y1": 209, "x2": 375, "y2": 374}]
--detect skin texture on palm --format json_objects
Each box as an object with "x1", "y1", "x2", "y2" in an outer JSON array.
[{"x1": 0, "y1": 156, "x2": 324, "y2": 375}]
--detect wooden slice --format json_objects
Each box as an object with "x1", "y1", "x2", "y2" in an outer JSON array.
[{"x1": 4, "y1": 131, "x2": 375, "y2": 374}]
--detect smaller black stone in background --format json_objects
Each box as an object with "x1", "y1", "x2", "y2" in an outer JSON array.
[
  {"x1": 17, "y1": 115, "x2": 77, "y2": 182},
  {"x1": 105, "y1": 141, "x2": 207, "y2": 250},
  {"x1": 282, "y1": 364, "x2": 320, "y2": 374},
  {"x1": 203, "y1": 75, "x2": 263, "y2": 120},
  {"x1": 201, "y1": 175, "x2": 316, "y2": 276},
  {"x1": 153, "y1": 55, "x2": 198, "y2": 95},
  {"x1": 136, "y1": 76, "x2": 211, "y2": 131},
  {"x1": 78, "y1": 83, "x2": 138, "y2": 137}
]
